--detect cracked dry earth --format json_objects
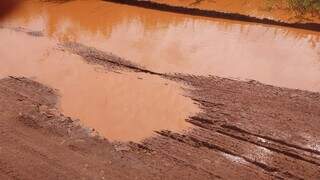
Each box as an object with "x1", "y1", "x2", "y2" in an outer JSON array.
[{"x1": 1, "y1": 65, "x2": 320, "y2": 179}]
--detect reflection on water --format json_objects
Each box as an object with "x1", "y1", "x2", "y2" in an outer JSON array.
[
  {"x1": 2, "y1": 0, "x2": 319, "y2": 91},
  {"x1": 0, "y1": 28, "x2": 197, "y2": 142},
  {"x1": 152, "y1": 0, "x2": 320, "y2": 23},
  {"x1": 1, "y1": 0, "x2": 320, "y2": 141},
  {"x1": 0, "y1": 1, "x2": 21, "y2": 19}
]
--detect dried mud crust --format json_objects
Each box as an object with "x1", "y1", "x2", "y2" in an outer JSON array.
[
  {"x1": 104, "y1": 0, "x2": 320, "y2": 32},
  {"x1": 1, "y1": 72, "x2": 320, "y2": 179}
]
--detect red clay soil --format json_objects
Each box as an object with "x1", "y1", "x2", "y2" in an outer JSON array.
[
  {"x1": 1, "y1": 2, "x2": 320, "y2": 179},
  {"x1": 104, "y1": 0, "x2": 320, "y2": 32},
  {"x1": 0, "y1": 77, "x2": 210, "y2": 180},
  {"x1": 0, "y1": 1, "x2": 21, "y2": 19},
  {"x1": 151, "y1": 0, "x2": 320, "y2": 24},
  {"x1": 1, "y1": 69, "x2": 320, "y2": 179}
]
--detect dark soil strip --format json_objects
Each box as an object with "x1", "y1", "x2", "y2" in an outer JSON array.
[
  {"x1": 104, "y1": 0, "x2": 320, "y2": 32},
  {"x1": 62, "y1": 42, "x2": 165, "y2": 76}
]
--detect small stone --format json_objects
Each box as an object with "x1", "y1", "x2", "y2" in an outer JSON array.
[
  {"x1": 290, "y1": 94, "x2": 298, "y2": 98},
  {"x1": 74, "y1": 139, "x2": 85, "y2": 143},
  {"x1": 48, "y1": 108, "x2": 60, "y2": 117},
  {"x1": 203, "y1": 159, "x2": 211, "y2": 163},
  {"x1": 240, "y1": 112, "x2": 247, "y2": 118},
  {"x1": 99, "y1": 170, "x2": 105, "y2": 175},
  {"x1": 39, "y1": 105, "x2": 48, "y2": 110},
  {"x1": 45, "y1": 114, "x2": 54, "y2": 118},
  {"x1": 39, "y1": 105, "x2": 48, "y2": 113},
  {"x1": 84, "y1": 127, "x2": 94, "y2": 134},
  {"x1": 164, "y1": 162, "x2": 171, "y2": 167},
  {"x1": 248, "y1": 80, "x2": 258, "y2": 84},
  {"x1": 60, "y1": 140, "x2": 66, "y2": 145},
  {"x1": 115, "y1": 145, "x2": 130, "y2": 152},
  {"x1": 73, "y1": 119, "x2": 81, "y2": 126}
]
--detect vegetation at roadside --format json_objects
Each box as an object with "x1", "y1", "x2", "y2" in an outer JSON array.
[{"x1": 266, "y1": 0, "x2": 320, "y2": 16}]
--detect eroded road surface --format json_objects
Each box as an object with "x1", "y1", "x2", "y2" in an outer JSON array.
[{"x1": 0, "y1": 0, "x2": 320, "y2": 179}]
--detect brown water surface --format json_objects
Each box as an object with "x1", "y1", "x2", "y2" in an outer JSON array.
[
  {"x1": 152, "y1": 0, "x2": 320, "y2": 23},
  {"x1": 1, "y1": 0, "x2": 320, "y2": 141},
  {"x1": 0, "y1": 0, "x2": 21, "y2": 19},
  {"x1": 2, "y1": 0, "x2": 319, "y2": 91},
  {"x1": 0, "y1": 28, "x2": 197, "y2": 142}
]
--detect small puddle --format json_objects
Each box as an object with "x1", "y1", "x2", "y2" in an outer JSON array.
[
  {"x1": 0, "y1": 28, "x2": 198, "y2": 142},
  {"x1": 2, "y1": 0, "x2": 319, "y2": 91}
]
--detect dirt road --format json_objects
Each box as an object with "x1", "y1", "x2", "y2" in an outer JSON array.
[
  {"x1": 149, "y1": 0, "x2": 320, "y2": 24},
  {"x1": 1, "y1": 1, "x2": 320, "y2": 179},
  {"x1": 104, "y1": 0, "x2": 320, "y2": 32},
  {"x1": 1, "y1": 58, "x2": 320, "y2": 179}
]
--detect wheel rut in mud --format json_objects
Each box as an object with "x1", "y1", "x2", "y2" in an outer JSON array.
[
  {"x1": 1, "y1": 42, "x2": 320, "y2": 178},
  {"x1": 1, "y1": 10, "x2": 320, "y2": 179}
]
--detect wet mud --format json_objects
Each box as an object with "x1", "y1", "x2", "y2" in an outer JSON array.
[
  {"x1": 2, "y1": 0, "x2": 320, "y2": 92},
  {"x1": 1, "y1": 71, "x2": 320, "y2": 179},
  {"x1": 105, "y1": 0, "x2": 320, "y2": 32},
  {"x1": 0, "y1": 28, "x2": 198, "y2": 142},
  {"x1": 0, "y1": 1, "x2": 21, "y2": 19},
  {"x1": 1, "y1": 0, "x2": 320, "y2": 179},
  {"x1": 152, "y1": 0, "x2": 320, "y2": 24}
]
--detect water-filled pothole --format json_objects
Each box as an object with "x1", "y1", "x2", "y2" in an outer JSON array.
[
  {"x1": 0, "y1": 28, "x2": 198, "y2": 142},
  {"x1": 2, "y1": 0, "x2": 319, "y2": 91}
]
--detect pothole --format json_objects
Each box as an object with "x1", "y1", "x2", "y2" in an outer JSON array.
[{"x1": 0, "y1": 28, "x2": 199, "y2": 142}]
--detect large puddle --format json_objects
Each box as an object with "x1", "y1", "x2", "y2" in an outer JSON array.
[
  {"x1": 2, "y1": 0, "x2": 319, "y2": 91},
  {"x1": 0, "y1": 28, "x2": 197, "y2": 142},
  {"x1": 1, "y1": 0, "x2": 320, "y2": 141},
  {"x1": 152, "y1": 0, "x2": 320, "y2": 23}
]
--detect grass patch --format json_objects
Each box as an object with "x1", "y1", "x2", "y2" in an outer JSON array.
[
  {"x1": 288, "y1": 0, "x2": 320, "y2": 15},
  {"x1": 266, "y1": 0, "x2": 320, "y2": 16}
]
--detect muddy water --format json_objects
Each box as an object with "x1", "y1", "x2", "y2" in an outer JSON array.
[
  {"x1": 0, "y1": 1, "x2": 21, "y2": 19},
  {"x1": 0, "y1": 28, "x2": 197, "y2": 142},
  {"x1": 153, "y1": 0, "x2": 320, "y2": 23},
  {"x1": 2, "y1": 0, "x2": 320, "y2": 92},
  {"x1": 1, "y1": 1, "x2": 320, "y2": 141}
]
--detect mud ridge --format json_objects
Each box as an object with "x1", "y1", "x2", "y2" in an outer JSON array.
[
  {"x1": 104, "y1": 0, "x2": 320, "y2": 32},
  {"x1": 0, "y1": 26, "x2": 44, "y2": 37},
  {"x1": 62, "y1": 42, "x2": 164, "y2": 76}
]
